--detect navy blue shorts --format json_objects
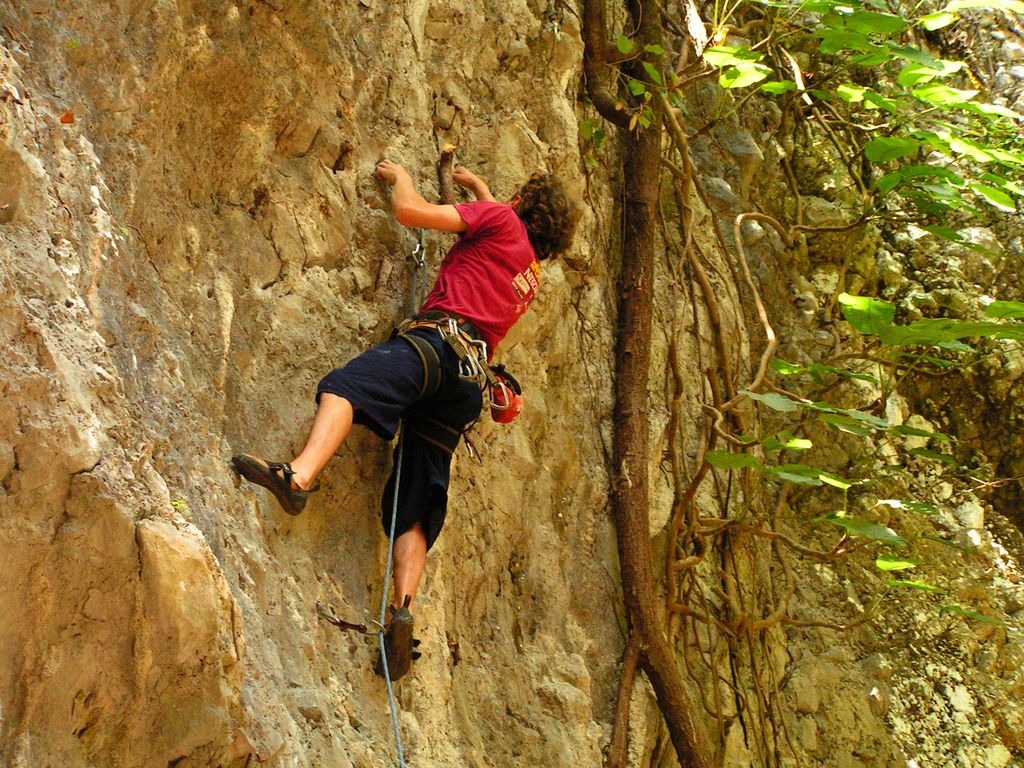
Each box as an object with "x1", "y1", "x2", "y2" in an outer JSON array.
[{"x1": 316, "y1": 329, "x2": 482, "y2": 550}]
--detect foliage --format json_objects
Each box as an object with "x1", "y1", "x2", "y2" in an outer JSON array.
[
  {"x1": 709, "y1": 0, "x2": 1023, "y2": 233},
  {"x1": 579, "y1": 1, "x2": 1021, "y2": 760},
  {"x1": 585, "y1": 0, "x2": 1023, "y2": 231},
  {"x1": 715, "y1": 292, "x2": 1021, "y2": 602}
]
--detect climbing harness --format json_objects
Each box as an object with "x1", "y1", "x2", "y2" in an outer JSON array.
[
  {"x1": 397, "y1": 311, "x2": 489, "y2": 385},
  {"x1": 395, "y1": 313, "x2": 524, "y2": 426}
]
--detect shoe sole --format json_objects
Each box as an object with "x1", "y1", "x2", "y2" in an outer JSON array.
[
  {"x1": 231, "y1": 455, "x2": 307, "y2": 516},
  {"x1": 376, "y1": 607, "x2": 415, "y2": 681}
]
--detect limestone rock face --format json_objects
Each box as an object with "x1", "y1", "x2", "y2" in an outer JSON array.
[
  {"x1": 0, "y1": 2, "x2": 613, "y2": 766},
  {"x1": 4, "y1": 3, "x2": 1024, "y2": 768}
]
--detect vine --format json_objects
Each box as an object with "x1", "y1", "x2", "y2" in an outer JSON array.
[{"x1": 582, "y1": 0, "x2": 1023, "y2": 764}]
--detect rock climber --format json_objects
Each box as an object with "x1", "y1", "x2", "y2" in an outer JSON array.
[{"x1": 231, "y1": 159, "x2": 575, "y2": 679}]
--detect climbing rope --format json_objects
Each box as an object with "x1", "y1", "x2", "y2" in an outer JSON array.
[
  {"x1": 377, "y1": 232, "x2": 430, "y2": 768},
  {"x1": 315, "y1": 233, "x2": 429, "y2": 767},
  {"x1": 378, "y1": 428, "x2": 407, "y2": 767}
]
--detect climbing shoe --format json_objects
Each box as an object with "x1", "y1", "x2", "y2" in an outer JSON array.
[
  {"x1": 230, "y1": 454, "x2": 318, "y2": 516},
  {"x1": 376, "y1": 596, "x2": 418, "y2": 681}
]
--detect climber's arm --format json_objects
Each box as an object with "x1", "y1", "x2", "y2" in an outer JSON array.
[
  {"x1": 453, "y1": 166, "x2": 496, "y2": 202},
  {"x1": 376, "y1": 160, "x2": 467, "y2": 234}
]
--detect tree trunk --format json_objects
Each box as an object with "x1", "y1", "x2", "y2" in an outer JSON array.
[
  {"x1": 583, "y1": 1, "x2": 714, "y2": 765},
  {"x1": 612, "y1": 116, "x2": 714, "y2": 768}
]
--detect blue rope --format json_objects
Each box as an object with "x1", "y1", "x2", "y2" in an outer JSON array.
[
  {"x1": 377, "y1": 232, "x2": 428, "y2": 767},
  {"x1": 378, "y1": 428, "x2": 406, "y2": 767}
]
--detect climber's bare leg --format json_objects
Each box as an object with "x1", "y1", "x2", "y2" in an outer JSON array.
[
  {"x1": 288, "y1": 393, "x2": 353, "y2": 489},
  {"x1": 392, "y1": 523, "x2": 427, "y2": 611}
]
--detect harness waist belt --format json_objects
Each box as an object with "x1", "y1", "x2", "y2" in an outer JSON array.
[
  {"x1": 397, "y1": 312, "x2": 493, "y2": 386},
  {"x1": 411, "y1": 310, "x2": 482, "y2": 341}
]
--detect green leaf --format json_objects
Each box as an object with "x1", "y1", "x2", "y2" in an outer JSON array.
[
  {"x1": 772, "y1": 464, "x2": 856, "y2": 488},
  {"x1": 912, "y1": 83, "x2": 979, "y2": 106},
  {"x1": 773, "y1": 358, "x2": 878, "y2": 384},
  {"x1": 940, "y1": 604, "x2": 1005, "y2": 625},
  {"x1": 879, "y1": 318, "x2": 1024, "y2": 345},
  {"x1": 616, "y1": 35, "x2": 635, "y2": 54},
  {"x1": 979, "y1": 173, "x2": 1024, "y2": 197},
  {"x1": 764, "y1": 433, "x2": 813, "y2": 452},
  {"x1": 985, "y1": 301, "x2": 1024, "y2": 319},
  {"x1": 865, "y1": 137, "x2": 920, "y2": 162},
  {"x1": 909, "y1": 447, "x2": 957, "y2": 465},
  {"x1": 889, "y1": 424, "x2": 952, "y2": 441},
  {"x1": 642, "y1": 61, "x2": 663, "y2": 86},
  {"x1": 770, "y1": 359, "x2": 804, "y2": 375},
  {"x1": 720, "y1": 62, "x2": 772, "y2": 89},
  {"x1": 820, "y1": 473, "x2": 855, "y2": 490},
  {"x1": 950, "y1": 136, "x2": 996, "y2": 162},
  {"x1": 825, "y1": 513, "x2": 907, "y2": 547},
  {"x1": 644, "y1": 44, "x2": 665, "y2": 55},
  {"x1": 888, "y1": 578, "x2": 945, "y2": 593},
  {"x1": 850, "y1": 50, "x2": 890, "y2": 66},
  {"x1": 863, "y1": 90, "x2": 901, "y2": 113},
  {"x1": 818, "y1": 413, "x2": 874, "y2": 436},
  {"x1": 627, "y1": 79, "x2": 646, "y2": 96},
  {"x1": 838, "y1": 293, "x2": 896, "y2": 335},
  {"x1": 936, "y1": 340, "x2": 973, "y2": 352},
  {"x1": 705, "y1": 450, "x2": 763, "y2": 470},
  {"x1": 884, "y1": 42, "x2": 944, "y2": 68},
  {"x1": 897, "y1": 60, "x2": 963, "y2": 88},
  {"x1": 876, "y1": 554, "x2": 920, "y2": 571},
  {"x1": 970, "y1": 182, "x2": 1017, "y2": 212},
  {"x1": 843, "y1": 10, "x2": 907, "y2": 34},
  {"x1": 818, "y1": 29, "x2": 876, "y2": 54},
  {"x1": 836, "y1": 83, "x2": 867, "y2": 102},
  {"x1": 918, "y1": 11, "x2": 956, "y2": 30},
  {"x1": 876, "y1": 165, "x2": 963, "y2": 195},
  {"x1": 703, "y1": 45, "x2": 762, "y2": 67},
  {"x1": 740, "y1": 389, "x2": 800, "y2": 412},
  {"x1": 961, "y1": 101, "x2": 1024, "y2": 121},
  {"x1": 922, "y1": 224, "x2": 964, "y2": 242},
  {"x1": 760, "y1": 80, "x2": 797, "y2": 94}
]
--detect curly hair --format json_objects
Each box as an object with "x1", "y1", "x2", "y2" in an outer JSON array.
[{"x1": 514, "y1": 173, "x2": 576, "y2": 261}]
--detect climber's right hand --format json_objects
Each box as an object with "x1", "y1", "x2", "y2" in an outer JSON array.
[{"x1": 375, "y1": 160, "x2": 410, "y2": 185}]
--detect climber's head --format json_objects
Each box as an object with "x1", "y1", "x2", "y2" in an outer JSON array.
[{"x1": 511, "y1": 173, "x2": 576, "y2": 261}]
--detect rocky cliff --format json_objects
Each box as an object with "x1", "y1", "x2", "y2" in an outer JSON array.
[{"x1": 1, "y1": 1, "x2": 1022, "y2": 767}]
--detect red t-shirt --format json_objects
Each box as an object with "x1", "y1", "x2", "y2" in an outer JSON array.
[{"x1": 419, "y1": 201, "x2": 540, "y2": 357}]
